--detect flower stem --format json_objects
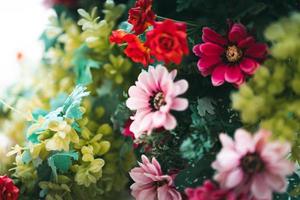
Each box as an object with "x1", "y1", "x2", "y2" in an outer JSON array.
[
  {"x1": 156, "y1": 15, "x2": 198, "y2": 27},
  {"x1": 0, "y1": 97, "x2": 33, "y2": 121}
]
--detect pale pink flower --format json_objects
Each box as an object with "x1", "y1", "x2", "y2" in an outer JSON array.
[
  {"x1": 129, "y1": 155, "x2": 182, "y2": 200},
  {"x1": 212, "y1": 129, "x2": 294, "y2": 200},
  {"x1": 126, "y1": 65, "x2": 188, "y2": 138}
]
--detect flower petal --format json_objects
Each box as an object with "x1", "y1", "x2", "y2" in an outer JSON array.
[
  {"x1": 153, "y1": 111, "x2": 167, "y2": 127},
  {"x1": 234, "y1": 129, "x2": 255, "y2": 155},
  {"x1": 202, "y1": 27, "x2": 227, "y2": 45},
  {"x1": 198, "y1": 55, "x2": 222, "y2": 69},
  {"x1": 163, "y1": 114, "x2": 177, "y2": 130},
  {"x1": 224, "y1": 66, "x2": 244, "y2": 84},
  {"x1": 245, "y1": 43, "x2": 268, "y2": 59},
  {"x1": 225, "y1": 168, "x2": 244, "y2": 188},
  {"x1": 211, "y1": 65, "x2": 227, "y2": 86},
  {"x1": 174, "y1": 80, "x2": 189, "y2": 95},
  {"x1": 228, "y1": 23, "x2": 247, "y2": 43},
  {"x1": 251, "y1": 175, "x2": 272, "y2": 200},
  {"x1": 239, "y1": 58, "x2": 259, "y2": 75},
  {"x1": 238, "y1": 36, "x2": 255, "y2": 49},
  {"x1": 171, "y1": 98, "x2": 188, "y2": 111},
  {"x1": 199, "y1": 43, "x2": 224, "y2": 56}
]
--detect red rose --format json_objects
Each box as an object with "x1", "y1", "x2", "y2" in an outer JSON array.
[
  {"x1": 0, "y1": 176, "x2": 19, "y2": 200},
  {"x1": 110, "y1": 30, "x2": 128, "y2": 44},
  {"x1": 145, "y1": 19, "x2": 189, "y2": 64},
  {"x1": 110, "y1": 30, "x2": 152, "y2": 66},
  {"x1": 128, "y1": 0, "x2": 156, "y2": 35}
]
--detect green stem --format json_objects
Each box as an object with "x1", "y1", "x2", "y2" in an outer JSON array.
[{"x1": 0, "y1": 97, "x2": 33, "y2": 121}]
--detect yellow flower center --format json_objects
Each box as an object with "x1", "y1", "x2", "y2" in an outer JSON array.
[
  {"x1": 150, "y1": 92, "x2": 166, "y2": 110},
  {"x1": 226, "y1": 45, "x2": 243, "y2": 63}
]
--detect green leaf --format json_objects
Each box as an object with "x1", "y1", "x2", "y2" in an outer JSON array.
[
  {"x1": 197, "y1": 97, "x2": 216, "y2": 117},
  {"x1": 48, "y1": 151, "x2": 78, "y2": 179},
  {"x1": 22, "y1": 150, "x2": 32, "y2": 164},
  {"x1": 72, "y1": 45, "x2": 101, "y2": 85}
]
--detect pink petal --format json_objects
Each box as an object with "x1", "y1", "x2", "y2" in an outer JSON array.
[
  {"x1": 174, "y1": 80, "x2": 189, "y2": 96},
  {"x1": 171, "y1": 98, "x2": 188, "y2": 111},
  {"x1": 198, "y1": 55, "x2": 222, "y2": 69},
  {"x1": 202, "y1": 27, "x2": 227, "y2": 45},
  {"x1": 215, "y1": 149, "x2": 240, "y2": 171},
  {"x1": 170, "y1": 69, "x2": 177, "y2": 80},
  {"x1": 126, "y1": 98, "x2": 149, "y2": 110},
  {"x1": 153, "y1": 111, "x2": 167, "y2": 127},
  {"x1": 128, "y1": 86, "x2": 148, "y2": 99},
  {"x1": 163, "y1": 114, "x2": 177, "y2": 130},
  {"x1": 238, "y1": 36, "x2": 255, "y2": 49},
  {"x1": 219, "y1": 133, "x2": 235, "y2": 149},
  {"x1": 211, "y1": 65, "x2": 227, "y2": 86},
  {"x1": 139, "y1": 113, "x2": 154, "y2": 132},
  {"x1": 245, "y1": 43, "x2": 268, "y2": 59},
  {"x1": 224, "y1": 168, "x2": 244, "y2": 188},
  {"x1": 134, "y1": 186, "x2": 157, "y2": 200},
  {"x1": 234, "y1": 129, "x2": 255, "y2": 155},
  {"x1": 192, "y1": 44, "x2": 201, "y2": 57},
  {"x1": 152, "y1": 157, "x2": 162, "y2": 175},
  {"x1": 239, "y1": 58, "x2": 259, "y2": 75},
  {"x1": 265, "y1": 173, "x2": 287, "y2": 192},
  {"x1": 199, "y1": 43, "x2": 224, "y2": 56},
  {"x1": 224, "y1": 66, "x2": 244, "y2": 84},
  {"x1": 251, "y1": 175, "x2": 272, "y2": 200},
  {"x1": 228, "y1": 23, "x2": 247, "y2": 43},
  {"x1": 157, "y1": 185, "x2": 172, "y2": 200},
  {"x1": 130, "y1": 170, "x2": 153, "y2": 184}
]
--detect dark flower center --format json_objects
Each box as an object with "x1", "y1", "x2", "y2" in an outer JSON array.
[
  {"x1": 150, "y1": 92, "x2": 166, "y2": 111},
  {"x1": 159, "y1": 35, "x2": 174, "y2": 51},
  {"x1": 155, "y1": 179, "x2": 168, "y2": 187},
  {"x1": 241, "y1": 153, "x2": 264, "y2": 174},
  {"x1": 225, "y1": 45, "x2": 243, "y2": 63}
]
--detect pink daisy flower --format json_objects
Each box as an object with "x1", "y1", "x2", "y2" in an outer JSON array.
[
  {"x1": 212, "y1": 129, "x2": 294, "y2": 200},
  {"x1": 126, "y1": 65, "x2": 188, "y2": 138},
  {"x1": 129, "y1": 155, "x2": 182, "y2": 200},
  {"x1": 193, "y1": 23, "x2": 268, "y2": 86}
]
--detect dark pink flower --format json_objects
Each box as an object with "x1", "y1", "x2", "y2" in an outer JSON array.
[
  {"x1": 212, "y1": 129, "x2": 294, "y2": 200},
  {"x1": 193, "y1": 23, "x2": 268, "y2": 86},
  {"x1": 185, "y1": 180, "x2": 234, "y2": 200},
  {"x1": 129, "y1": 155, "x2": 182, "y2": 200},
  {"x1": 0, "y1": 176, "x2": 19, "y2": 200}
]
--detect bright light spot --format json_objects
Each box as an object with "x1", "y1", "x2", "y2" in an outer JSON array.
[{"x1": 0, "y1": 0, "x2": 51, "y2": 94}]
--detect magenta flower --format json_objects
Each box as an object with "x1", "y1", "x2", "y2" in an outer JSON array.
[
  {"x1": 212, "y1": 129, "x2": 294, "y2": 200},
  {"x1": 185, "y1": 180, "x2": 237, "y2": 200},
  {"x1": 129, "y1": 155, "x2": 182, "y2": 200},
  {"x1": 193, "y1": 23, "x2": 267, "y2": 86},
  {"x1": 126, "y1": 65, "x2": 188, "y2": 138}
]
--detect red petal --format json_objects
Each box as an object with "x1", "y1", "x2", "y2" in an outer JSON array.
[
  {"x1": 198, "y1": 55, "x2": 221, "y2": 68},
  {"x1": 238, "y1": 36, "x2": 255, "y2": 49},
  {"x1": 245, "y1": 43, "x2": 268, "y2": 59},
  {"x1": 193, "y1": 44, "x2": 201, "y2": 57},
  {"x1": 240, "y1": 58, "x2": 259, "y2": 75},
  {"x1": 225, "y1": 66, "x2": 244, "y2": 84},
  {"x1": 211, "y1": 65, "x2": 227, "y2": 86},
  {"x1": 202, "y1": 27, "x2": 227, "y2": 46},
  {"x1": 199, "y1": 42, "x2": 224, "y2": 56},
  {"x1": 228, "y1": 23, "x2": 247, "y2": 43},
  {"x1": 198, "y1": 60, "x2": 214, "y2": 76}
]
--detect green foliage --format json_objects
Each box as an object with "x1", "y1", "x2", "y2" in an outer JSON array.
[{"x1": 48, "y1": 151, "x2": 78, "y2": 179}]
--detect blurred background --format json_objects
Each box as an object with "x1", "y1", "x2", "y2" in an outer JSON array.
[{"x1": 0, "y1": 0, "x2": 52, "y2": 94}]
